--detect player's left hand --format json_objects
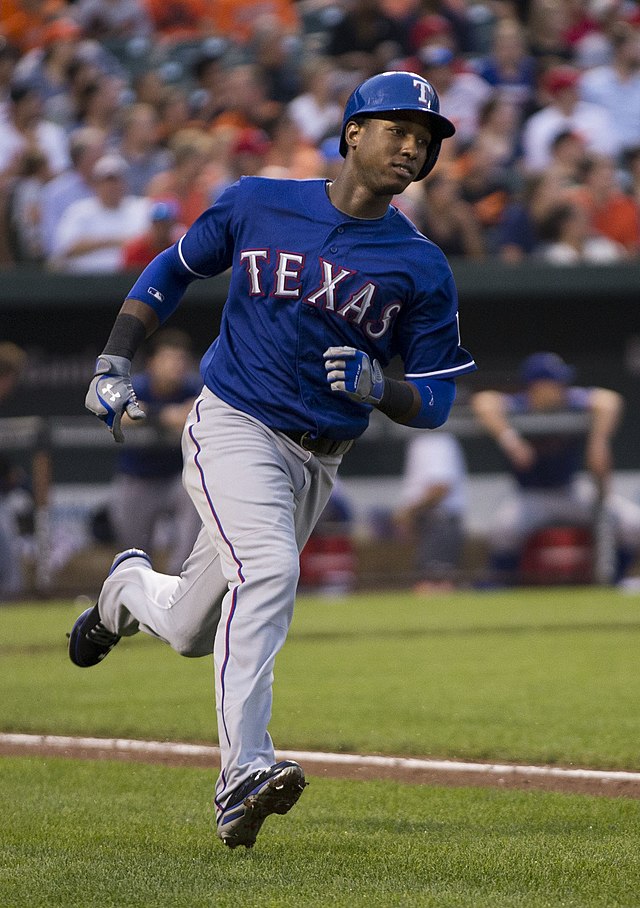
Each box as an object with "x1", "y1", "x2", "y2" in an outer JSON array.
[
  {"x1": 85, "y1": 354, "x2": 146, "y2": 443},
  {"x1": 323, "y1": 346, "x2": 385, "y2": 404}
]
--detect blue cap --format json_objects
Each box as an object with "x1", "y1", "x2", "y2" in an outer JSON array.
[
  {"x1": 520, "y1": 352, "x2": 575, "y2": 385},
  {"x1": 150, "y1": 200, "x2": 179, "y2": 222},
  {"x1": 418, "y1": 46, "x2": 455, "y2": 68}
]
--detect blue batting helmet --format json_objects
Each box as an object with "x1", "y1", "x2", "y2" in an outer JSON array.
[{"x1": 339, "y1": 70, "x2": 455, "y2": 180}]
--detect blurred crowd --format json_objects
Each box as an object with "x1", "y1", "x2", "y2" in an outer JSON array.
[{"x1": 2, "y1": 0, "x2": 640, "y2": 270}]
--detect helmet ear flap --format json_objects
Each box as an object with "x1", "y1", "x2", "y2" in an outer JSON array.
[{"x1": 420, "y1": 139, "x2": 442, "y2": 180}]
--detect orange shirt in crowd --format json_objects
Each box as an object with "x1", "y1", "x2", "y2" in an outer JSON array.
[
  {"x1": 211, "y1": 0, "x2": 299, "y2": 44},
  {"x1": 143, "y1": 0, "x2": 213, "y2": 40},
  {"x1": 0, "y1": 0, "x2": 66, "y2": 52},
  {"x1": 572, "y1": 187, "x2": 640, "y2": 253}
]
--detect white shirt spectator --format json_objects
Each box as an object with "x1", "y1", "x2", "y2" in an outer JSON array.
[
  {"x1": 398, "y1": 431, "x2": 467, "y2": 518},
  {"x1": 521, "y1": 100, "x2": 616, "y2": 173},
  {"x1": 0, "y1": 115, "x2": 69, "y2": 175},
  {"x1": 53, "y1": 193, "x2": 150, "y2": 272},
  {"x1": 287, "y1": 92, "x2": 343, "y2": 145},
  {"x1": 52, "y1": 153, "x2": 150, "y2": 272},
  {"x1": 580, "y1": 65, "x2": 640, "y2": 154}
]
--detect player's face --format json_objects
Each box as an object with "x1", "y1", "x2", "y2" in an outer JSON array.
[{"x1": 349, "y1": 116, "x2": 432, "y2": 194}]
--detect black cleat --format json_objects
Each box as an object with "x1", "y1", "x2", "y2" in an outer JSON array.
[
  {"x1": 67, "y1": 549, "x2": 150, "y2": 667},
  {"x1": 217, "y1": 760, "x2": 307, "y2": 849}
]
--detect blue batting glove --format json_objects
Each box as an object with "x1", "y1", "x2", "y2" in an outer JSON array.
[
  {"x1": 85, "y1": 355, "x2": 146, "y2": 443},
  {"x1": 323, "y1": 346, "x2": 385, "y2": 404}
]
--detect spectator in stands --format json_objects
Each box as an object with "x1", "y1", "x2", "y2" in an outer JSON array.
[
  {"x1": 6, "y1": 146, "x2": 50, "y2": 263},
  {"x1": 417, "y1": 44, "x2": 493, "y2": 146},
  {"x1": 211, "y1": 0, "x2": 299, "y2": 47},
  {"x1": 537, "y1": 198, "x2": 627, "y2": 264},
  {"x1": 209, "y1": 63, "x2": 282, "y2": 135},
  {"x1": 474, "y1": 94, "x2": 522, "y2": 170},
  {"x1": 454, "y1": 136, "x2": 512, "y2": 254},
  {"x1": 0, "y1": 82, "x2": 70, "y2": 180},
  {"x1": 570, "y1": 154, "x2": 640, "y2": 255},
  {"x1": 9, "y1": 17, "x2": 84, "y2": 125},
  {"x1": 324, "y1": 0, "x2": 408, "y2": 71},
  {"x1": 526, "y1": 0, "x2": 574, "y2": 64},
  {"x1": 188, "y1": 40, "x2": 229, "y2": 125},
  {"x1": 107, "y1": 328, "x2": 202, "y2": 575},
  {"x1": 579, "y1": 21, "x2": 640, "y2": 159},
  {"x1": 121, "y1": 198, "x2": 183, "y2": 270},
  {"x1": 495, "y1": 173, "x2": 543, "y2": 262},
  {"x1": 286, "y1": 57, "x2": 343, "y2": 146},
  {"x1": 154, "y1": 85, "x2": 193, "y2": 147},
  {"x1": 474, "y1": 16, "x2": 537, "y2": 119},
  {"x1": 131, "y1": 67, "x2": 167, "y2": 110},
  {"x1": 143, "y1": 0, "x2": 213, "y2": 41},
  {"x1": 228, "y1": 127, "x2": 272, "y2": 180},
  {"x1": 13, "y1": 17, "x2": 127, "y2": 123},
  {"x1": 71, "y1": 0, "x2": 154, "y2": 41},
  {"x1": 623, "y1": 144, "x2": 640, "y2": 209},
  {"x1": 145, "y1": 128, "x2": 215, "y2": 227},
  {"x1": 0, "y1": 0, "x2": 67, "y2": 54},
  {"x1": 50, "y1": 152, "x2": 150, "y2": 272},
  {"x1": 408, "y1": 11, "x2": 455, "y2": 57},
  {"x1": 118, "y1": 102, "x2": 173, "y2": 196},
  {"x1": 394, "y1": 430, "x2": 469, "y2": 593},
  {"x1": 0, "y1": 341, "x2": 28, "y2": 599},
  {"x1": 251, "y1": 22, "x2": 302, "y2": 106},
  {"x1": 0, "y1": 38, "x2": 21, "y2": 125},
  {"x1": 39, "y1": 125, "x2": 106, "y2": 257},
  {"x1": 73, "y1": 72, "x2": 125, "y2": 134},
  {"x1": 545, "y1": 127, "x2": 588, "y2": 186},
  {"x1": 471, "y1": 351, "x2": 640, "y2": 585},
  {"x1": 521, "y1": 64, "x2": 616, "y2": 173},
  {"x1": 416, "y1": 170, "x2": 485, "y2": 259}
]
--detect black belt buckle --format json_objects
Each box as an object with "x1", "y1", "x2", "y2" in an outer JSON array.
[
  {"x1": 299, "y1": 431, "x2": 315, "y2": 451},
  {"x1": 282, "y1": 429, "x2": 353, "y2": 456}
]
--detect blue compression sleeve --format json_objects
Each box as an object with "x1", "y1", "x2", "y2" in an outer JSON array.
[
  {"x1": 405, "y1": 377, "x2": 456, "y2": 429},
  {"x1": 126, "y1": 244, "x2": 200, "y2": 323}
]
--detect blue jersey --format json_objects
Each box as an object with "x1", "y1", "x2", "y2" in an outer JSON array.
[
  {"x1": 140, "y1": 177, "x2": 476, "y2": 440},
  {"x1": 506, "y1": 387, "x2": 594, "y2": 489}
]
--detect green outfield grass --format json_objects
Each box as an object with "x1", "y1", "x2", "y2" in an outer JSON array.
[
  {"x1": 3, "y1": 756, "x2": 640, "y2": 908},
  {"x1": 2, "y1": 587, "x2": 640, "y2": 767},
  {"x1": 3, "y1": 588, "x2": 640, "y2": 906}
]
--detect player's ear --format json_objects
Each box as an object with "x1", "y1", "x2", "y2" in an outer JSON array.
[{"x1": 344, "y1": 119, "x2": 363, "y2": 151}]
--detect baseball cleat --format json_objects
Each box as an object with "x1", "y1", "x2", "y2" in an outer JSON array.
[
  {"x1": 67, "y1": 548, "x2": 151, "y2": 667},
  {"x1": 216, "y1": 760, "x2": 307, "y2": 849}
]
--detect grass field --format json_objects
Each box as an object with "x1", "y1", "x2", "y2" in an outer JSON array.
[{"x1": 2, "y1": 587, "x2": 640, "y2": 906}]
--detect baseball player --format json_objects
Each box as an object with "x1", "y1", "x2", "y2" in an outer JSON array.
[
  {"x1": 68, "y1": 71, "x2": 476, "y2": 848},
  {"x1": 471, "y1": 351, "x2": 640, "y2": 585}
]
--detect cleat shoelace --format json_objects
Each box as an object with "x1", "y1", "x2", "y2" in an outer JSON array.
[{"x1": 87, "y1": 622, "x2": 119, "y2": 647}]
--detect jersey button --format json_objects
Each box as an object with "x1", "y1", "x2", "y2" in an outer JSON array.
[
  {"x1": 337, "y1": 227, "x2": 344, "y2": 234},
  {"x1": 330, "y1": 246, "x2": 338, "y2": 253}
]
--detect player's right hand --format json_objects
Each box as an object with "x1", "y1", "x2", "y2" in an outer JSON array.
[{"x1": 85, "y1": 354, "x2": 146, "y2": 443}]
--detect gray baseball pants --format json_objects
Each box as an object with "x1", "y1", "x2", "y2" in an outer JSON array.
[{"x1": 98, "y1": 387, "x2": 341, "y2": 812}]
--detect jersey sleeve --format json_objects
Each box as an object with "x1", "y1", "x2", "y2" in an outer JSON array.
[
  {"x1": 395, "y1": 267, "x2": 476, "y2": 381},
  {"x1": 177, "y1": 180, "x2": 240, "y2": 277}
]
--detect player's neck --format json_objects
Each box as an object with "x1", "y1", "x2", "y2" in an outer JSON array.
[{"x1": 326, "y1": 177, "x2": 391, "y2": 220}]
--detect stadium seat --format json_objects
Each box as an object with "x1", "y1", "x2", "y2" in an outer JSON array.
[{"x1": 518, "y1": 525, "x2": 594, "y2": 585}]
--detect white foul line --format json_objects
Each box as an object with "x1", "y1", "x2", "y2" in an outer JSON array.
[{"x1": 2, "y1": 733, "x2": 640, "y2": 785}]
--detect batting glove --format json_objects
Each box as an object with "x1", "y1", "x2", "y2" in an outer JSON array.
[
  {"x1": 323, "y1": 346, "x2": 385, "y2": 404},
  {"x1": 85, "y1": 355, "x2": 146, "y2": 443}
]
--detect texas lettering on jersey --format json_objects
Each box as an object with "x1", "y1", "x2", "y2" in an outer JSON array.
[{"x1": 239, "y1": 250, "x2": 401, "y2": 339}]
